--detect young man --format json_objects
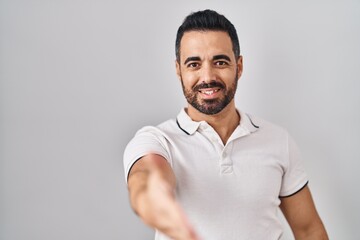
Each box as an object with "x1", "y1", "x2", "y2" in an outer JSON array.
[{"x1": 124, "y1": 10, "x2": 328, "y2": 240}]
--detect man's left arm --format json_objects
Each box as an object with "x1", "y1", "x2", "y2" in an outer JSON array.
[{"x1": 280, "y1": 185, "x2": 329, "y2": 240}]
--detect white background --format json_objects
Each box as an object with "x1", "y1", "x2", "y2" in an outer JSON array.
[{"x1": 1, "y1": 0, "x2": 359, "y2": 239}]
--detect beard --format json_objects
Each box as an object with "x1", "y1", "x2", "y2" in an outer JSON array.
[{"x1": 181, "y1": 72, "x2": 238, "y2": 115}]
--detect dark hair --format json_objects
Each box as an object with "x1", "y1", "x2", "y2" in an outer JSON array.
[{"x1": 175, "y1": 9, "x2": 240, "y2": 62}]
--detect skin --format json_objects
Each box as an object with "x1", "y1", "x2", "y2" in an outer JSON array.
[
  {"x1": 128, "y1": 154, "x2": 199, "y2": 240},
  {"x1": 280, "y1": 186, "x2": 329, "y2": 239},
  {"x1": 127, "y1": 30, "x2": 328, "y2": 240},
  {"x1": 176, "y1": 31, "x2": 242, "y2": 144}
]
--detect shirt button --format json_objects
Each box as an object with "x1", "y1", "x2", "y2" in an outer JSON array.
[
  {"x1": 222, "y1": 152, "x2": 227, "y2": 158},
  {"x1": 221, "y1": 165, "x2": 233, "y2": 174}
]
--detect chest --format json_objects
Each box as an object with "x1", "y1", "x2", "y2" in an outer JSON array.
[{"x1": 168, "y1": 133, "x2": 287, "y2": 205}]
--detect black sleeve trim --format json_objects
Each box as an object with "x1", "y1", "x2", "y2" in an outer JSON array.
[
  {"x1": 176, "y1": 118, "x2": 190, "y2": 135},
  {"x1": 126, "y1": 157, "x2": 144, "y2": 182},
  {"x1": 279, "y1": 181, "x2": 309, "y2": 198}
]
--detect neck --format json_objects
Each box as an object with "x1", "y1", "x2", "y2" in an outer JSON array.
[{"x1": 187, "y1": 101, "x2": 240, "y2": 144}]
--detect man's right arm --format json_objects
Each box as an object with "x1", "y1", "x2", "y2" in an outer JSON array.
[{"x1": 127, "y1": 153, "x2": 199, "y2": 240}]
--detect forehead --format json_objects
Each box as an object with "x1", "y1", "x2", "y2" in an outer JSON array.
[{"x1": 180, "y1": 31, "x2": 233, "y2": 60}]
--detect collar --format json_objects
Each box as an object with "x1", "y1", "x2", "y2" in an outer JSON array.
[{"x1": 176, "y1": 108, "x2": 259, "y2": 136}]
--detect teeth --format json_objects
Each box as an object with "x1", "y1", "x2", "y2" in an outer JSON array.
[{"x1": 201, "y1": 89, "x2": 220, "y2": 95}]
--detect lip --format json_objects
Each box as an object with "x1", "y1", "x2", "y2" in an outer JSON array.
[{"x1": 198, "y1": 87, "x2": 222, "y2": 99}]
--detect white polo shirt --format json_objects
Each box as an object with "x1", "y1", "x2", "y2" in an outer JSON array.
[{"x1": 123, "y1": 109, "x2": 308, "y2": 240}]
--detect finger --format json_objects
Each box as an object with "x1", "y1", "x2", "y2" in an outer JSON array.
[
  {"x1": 155, "y1": 196, "x2": 200, "y2": 240},
  {"x1": 148, "y1": 174, "x2": 200, "y2": 239}
]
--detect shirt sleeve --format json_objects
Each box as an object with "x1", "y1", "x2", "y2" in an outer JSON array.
[
  {"x1": 123, "y1": 126, "x2": 171, "y2": 183},
  {"x1": 279, "y1": 133, "x2": 308, "y2": 197}
]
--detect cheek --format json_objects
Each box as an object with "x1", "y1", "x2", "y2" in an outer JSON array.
[
  {"x1": 181, "y1": 72, "x2": 198, "y2": 88},
  {"x1": 221, "y1": 71, "x2": 237, "y2": 83}
]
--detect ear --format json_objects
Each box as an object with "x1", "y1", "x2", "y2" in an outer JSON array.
[
  {"x1": 236, "y1": 55, "x2": 243, "y2": 79},
  {"x1": 175, "y1": 60, "x2": 181, "y2": 80}
]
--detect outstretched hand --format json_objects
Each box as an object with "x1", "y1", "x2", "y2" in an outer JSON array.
[
  {"x1": 128, "y1": 154, "x2": 200, "y2": 240},
  {"x1": 137, "y1": 171, "x2": 199, "y2": 240}
]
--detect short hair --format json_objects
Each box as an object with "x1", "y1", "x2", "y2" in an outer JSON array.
[{"x1": 175, "y1": 9, "x2": 240, "y2": 62}]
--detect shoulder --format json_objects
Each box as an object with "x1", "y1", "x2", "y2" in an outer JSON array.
[
  {"x1": 134, "y1": 118, "x2": 178, "y2": 138},
  {"x1": 128, "y1": 118, "x2": 185, "y2": 147},
  {"x1": 247, "y1": 114, "x2": 289, "y2": 137},
  {"x1": 123, "y1": 119, "x2": 177, "y2": 178}
]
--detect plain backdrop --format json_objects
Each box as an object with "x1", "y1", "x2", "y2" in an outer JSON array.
[{"x1": 1, "y1": 0, "x2": 359, "y2": 239}]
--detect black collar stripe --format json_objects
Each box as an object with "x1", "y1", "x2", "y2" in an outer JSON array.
[
  {"x1": 176, "y1": 118, "x2": 190, "y2": 135},
  {"x1": 246, "y1": 114, "x2": 259, "y2": 129}
]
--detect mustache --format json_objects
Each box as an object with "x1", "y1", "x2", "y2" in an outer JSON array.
[{"x1": 193, "y1": 81, "x2": 225, "y2": 91}]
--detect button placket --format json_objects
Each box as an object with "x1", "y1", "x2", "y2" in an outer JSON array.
[
  {"x1": 220, "y1": 142, "x2": 233, "y2": 174},
  {"x1": 199, "y1": 123, "x2": 223, "y2": 148},
  {"x1": 198, "y1": 123, "x2": 233, "y2": 174}
]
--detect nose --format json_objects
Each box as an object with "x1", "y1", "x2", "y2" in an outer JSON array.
[{"x1": 200, "y1": 63, "x2": 216, "y2": 83}]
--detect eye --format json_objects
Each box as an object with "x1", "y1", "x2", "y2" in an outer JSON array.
[
  {"x1": 187, "y1": 62, "x2": 200, "y2": 68},
  {"x1": 214, "y1": 61, "x2": 228, "y2": 66}
]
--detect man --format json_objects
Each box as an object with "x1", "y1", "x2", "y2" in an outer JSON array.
[{"x1": 124, "y1": 9, "x2": 328, "y2": 240}]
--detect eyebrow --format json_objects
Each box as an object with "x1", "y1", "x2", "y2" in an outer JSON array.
[
  {"x1": 184, "y1": 56, "x2": 201, "y2": 65},
  {"x1": 183, "y1": 54, "x2": 232, "y2": 65},
  {"x1": 213, "y1": 54, "x2": 231, "y2": 62}
]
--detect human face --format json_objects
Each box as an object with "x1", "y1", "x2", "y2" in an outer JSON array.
[{"x1": 176, "y1": 31, "x2": 243, "y2": 115}]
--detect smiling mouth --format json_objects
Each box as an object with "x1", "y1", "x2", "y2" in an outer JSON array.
[{"x1": 199, "y1": 88, "x2": 221, "y2": 95}]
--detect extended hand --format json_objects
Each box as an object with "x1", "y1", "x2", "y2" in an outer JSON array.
[{"x1": 136, "y1": 171, "x2": 200, "y2": 240}]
